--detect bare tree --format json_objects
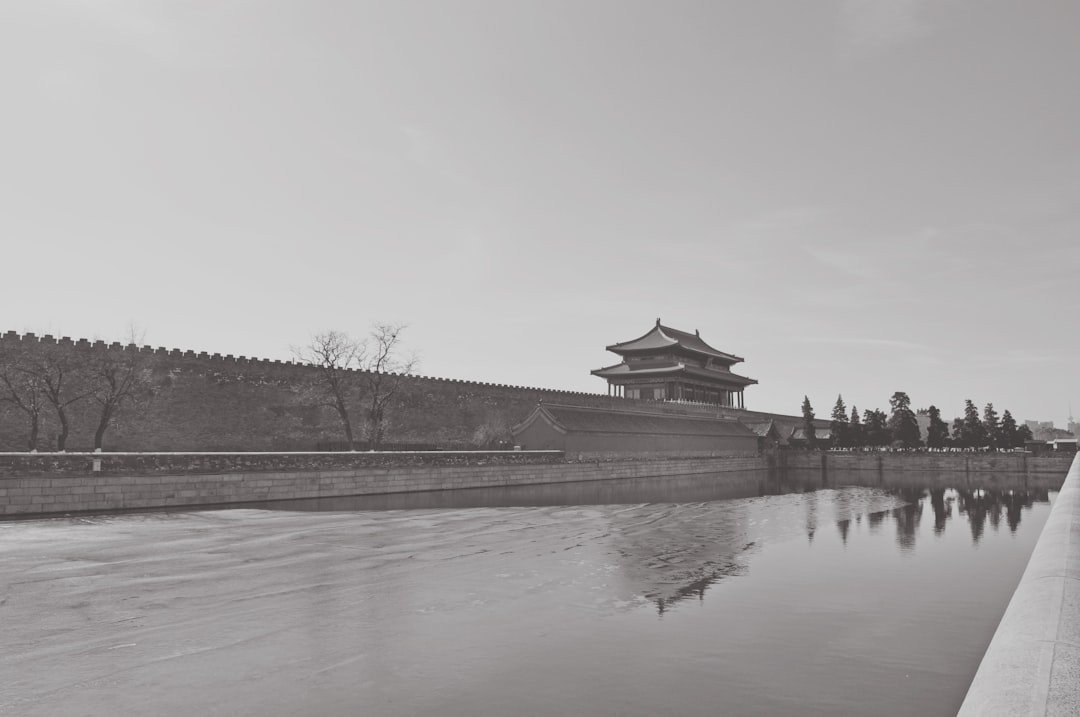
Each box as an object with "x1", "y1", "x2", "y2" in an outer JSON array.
[
  {"x1": 0, "y1": 348, "x2": 47, "y2": 451},
  {"x1": 294, "y1": 330, "x2": 362, "y2": 449},
  {"x1": 36, "y1": 348, "x2": 93, "y2": 451},
  {"x1": 88, "y1": 330, "x2": 154, "y2": 450},
  {"x1": 359, "y1": 322, "x2": 417, "y2": 451}
]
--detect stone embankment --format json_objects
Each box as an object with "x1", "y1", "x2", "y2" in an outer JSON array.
[
  {"x1": 958, "y1": 452, "x2": 1080, "y2": 716},
  {"x1": 0, "y1": 451, "x2": 767, "y2": 517},
  {"x1": 778, "y1": 451, "x2": 1072, "y2": 488},
  {"x1": 1, "y1": 450, "x2": 1073, "y2": 518}
]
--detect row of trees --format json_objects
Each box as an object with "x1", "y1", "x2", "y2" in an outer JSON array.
[
  {"x1": 293, "y1": 323, "x2": 417, "y2": 451},
  {"x1": 0, "y1": 329, "x2": 152, "y2": 451},
  {"x1": 801, "y1": 392, "x2": 1034, "y2": 450}
]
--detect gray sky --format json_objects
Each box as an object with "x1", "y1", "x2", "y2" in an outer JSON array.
[{"x1": 2, "y1": 0, "x2": 1078, "y2": 426}]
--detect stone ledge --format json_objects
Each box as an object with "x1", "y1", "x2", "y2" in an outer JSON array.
[
  {"x1": 0, "y1": 455, "x2": 769, "y2": 518},
  {"x1": 959, "y1": 453, "x2": 1080, "y2": 716}
]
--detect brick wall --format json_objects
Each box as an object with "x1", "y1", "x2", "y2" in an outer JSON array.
[{"x1": 1, "y1": 331, "x2": 732, "y2": 452}]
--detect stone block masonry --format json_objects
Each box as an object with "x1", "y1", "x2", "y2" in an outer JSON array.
[
  {"x1": 0, "y1": 452, "x2": 768, "y2": 518},
  {"x1": 775, "y1": 451, "x2": 1074, "y2": 489}
]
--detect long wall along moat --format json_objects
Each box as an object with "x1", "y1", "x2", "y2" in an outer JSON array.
[
  {"x1": 0, "y1": 330, "x2": 639, "y2": 452},
  {"x1": 1, "y1": 320, "x2": 1075, "y2": 519},
  {"x1": 0, "y1": 321, "x2": 817, "y2": 453}
]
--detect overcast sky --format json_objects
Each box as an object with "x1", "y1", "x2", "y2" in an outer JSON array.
[{"x1": 2, "y1": 1, "x2": 1078, "y2": 426}]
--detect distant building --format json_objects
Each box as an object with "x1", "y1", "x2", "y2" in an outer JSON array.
[
  {"x1": 591, "y1": 319, "x2": 757, "y2": 408},
  {"x1": 914, "y1": 414, "x2": 931, "y2": 443},
  {"x1": 1026, "y1": 419, "x2": 1074, "y2": 442},
  {"x1": 740, "y1": 419, "x2": 785, "y2": 449},
  {"x1": 1051, "y1": 438, "x2": 1078, "y2": 453},
  {"x1": 788, "y1": 426, "x2": 832, "y2": 448}
]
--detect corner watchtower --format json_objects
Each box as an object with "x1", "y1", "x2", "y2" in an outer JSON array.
[{"x1": 590, "y1": 318, "x2": 757, "y2": 408}]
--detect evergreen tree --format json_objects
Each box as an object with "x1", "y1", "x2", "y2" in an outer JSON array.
[
  {"x1": 951, "y1": 417, "x2": 965, "y2": 446},
  {"x1": 887, "y1": 391, "x2": 921, "y2": 448},
  {"x1": 958, "y1": 399, "x2": 987, "y2": 447},
  {"x1": 863, "y1": 408, "x2": 890, "y2": 447},
  {"x1": 801, "y1": 396, "x2": 818, "y2": 450},
  {"x1": 983, "y1": 403, "x2": 1001, "y2": 449},
  {"x1": 849, "y1": 405, "x2": 864, "y2": 448},
  {"x1": 1017, "y1": 423, "x2": 1035, "y2": 445},
  {"x1": 999, "y1": 410, "x2": 1019, "y2": 449},
  {"x1": 926, "y1": 405, "x2": 950, "y2": 448},
  {"x1": 830, "y1": 394, "x2": 849, "y2": 448},
  {"x1": 875, "y1": 409, "x2": 890, "y2": 444}
]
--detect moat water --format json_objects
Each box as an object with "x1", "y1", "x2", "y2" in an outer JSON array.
[{"x1": 0, "y1": 470, "x2": 1055, "y2": 716}]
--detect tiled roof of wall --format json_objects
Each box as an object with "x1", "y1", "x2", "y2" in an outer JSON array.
[{"x1": 534, "y1": 403, "x2": 759, "y2": 438}]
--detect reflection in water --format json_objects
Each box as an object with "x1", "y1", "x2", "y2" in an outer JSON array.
[
  {"x1": 891, "y1": 487, "x2": 924, "y2": 552},
  {"x1": 869, "y1": 486, "x2": 1051, "y2": 550},
  {"x1": 930, "y1": 488, "x2": 950, "y2": 534},
  {"x1": 605, "y1": 501, "x2": 761, "y2": 615},
  {"x1": 837, "y1": 518, "x2": 851, "y2": 544},
  {"x1": 623, "y1": 484, "x2": 1051, "y2": 614},
  {"x1": 238, "y1": 470, "x2": 1052, "y2": 615},
  {"x1": 805, "y1": 489, "x2": 818, "y2": 543},
  {"x1": 240, "y1": 472, "x2": 769, "y2": 512}
]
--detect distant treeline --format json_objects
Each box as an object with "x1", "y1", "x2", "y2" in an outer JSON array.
[{"x1": 801, "y1": 392, "x2": 1035, "y2": 450}]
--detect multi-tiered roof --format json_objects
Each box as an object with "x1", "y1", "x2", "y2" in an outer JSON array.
[{"x1": 591, "y1": 319, "x2": 756, "y2": 407}]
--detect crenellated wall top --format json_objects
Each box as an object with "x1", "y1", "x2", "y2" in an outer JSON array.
[{"x1": 0, "y1": 329, "x2": 608, "y2": 397}]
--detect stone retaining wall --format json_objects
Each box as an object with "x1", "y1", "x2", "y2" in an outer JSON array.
[
  {"x1": 778, "y1": 451, "x2": 1072, "y2": 484},
  {"x1": 958, "y1": 452, "x2": 1080, "y2": 716},
  {"x1": 0, "y1": 453, "x2": 768, "y2": 517},
  {"x1": 0, "y1": 450, "x2": 565, "y2": 478}
]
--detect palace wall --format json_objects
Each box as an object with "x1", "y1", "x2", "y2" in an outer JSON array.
[{"x1": 0, "y1": 331, "x2": 739, "y2": 452}]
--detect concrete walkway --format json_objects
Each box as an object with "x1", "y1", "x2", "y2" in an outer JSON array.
[{"x1": 958, "y1": 452, "x2": 1080, "y2": 716}]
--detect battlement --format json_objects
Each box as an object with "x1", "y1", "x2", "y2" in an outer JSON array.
[
  {"x1": 1, "y1": 330, "x2": 307, "y2": 366},
  {"x1": 1, "y1": 328, "x2": 650, "y2": 451},
  {"x1": 0, "y1": 329, "x2": 615, "y2": 398}
]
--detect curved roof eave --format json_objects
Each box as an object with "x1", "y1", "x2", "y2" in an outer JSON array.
[
  {"x1": 604, "y1": 325, "x2": 677, "y2": 353},
  {"x1": 604, "y1": 322, "x2": 745, "y2": 363},
  {"x1": 593, "y1": 363, "x2": 757, "y2": 386},
  {"x1": 510, "y1": 403, "x2": 571, "y2": 437}
]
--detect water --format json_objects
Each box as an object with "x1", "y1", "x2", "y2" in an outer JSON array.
[{"x1": 0, "y1": 471, "x2": 1054, "y2": 716}]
